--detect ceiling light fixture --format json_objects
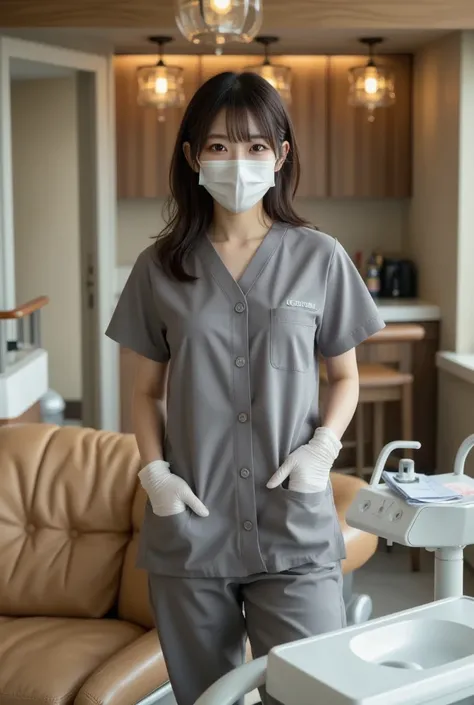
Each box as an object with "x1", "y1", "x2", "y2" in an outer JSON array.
[
  {"x1": 136, "y1": 36, "x2": 185, "y2": 122},
  {"x1": 246, "y1": 36, "x2": 291, "y2": 105},
  {"x1": 175, "y1": 0, "x2": 263, "y2": 53},
  {"x1": 348, "y1": 37, "x2": 396, "y2": 122}
]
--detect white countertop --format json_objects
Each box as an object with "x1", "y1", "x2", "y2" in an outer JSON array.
[
  {"x1": 116, "y1": 267, "x2": 440, "y2": 323},
  {"x1": 437, "y1": 351, "x2": 474, "y2": 385},
  {"x1": 375, "y1": 299, "x2": 440, "y2": 322}
]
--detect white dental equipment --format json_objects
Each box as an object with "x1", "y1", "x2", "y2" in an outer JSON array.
[
  {"x1": 347, "y1": 436, "x2": 474, "y2": 601},
  {"x1": 192, "y1": 435, "x2": 474, "y2": 705}
]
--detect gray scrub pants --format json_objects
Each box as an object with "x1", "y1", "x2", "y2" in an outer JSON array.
[{"x1": 148, "y1": 562, "x2": 345, "y2": 705}]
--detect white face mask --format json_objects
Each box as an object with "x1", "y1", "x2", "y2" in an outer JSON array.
[{"x1": 199, "y1": 159, "x2": 276, "y2": 214}]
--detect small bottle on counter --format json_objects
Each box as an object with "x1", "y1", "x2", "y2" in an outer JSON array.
[{"x1": 365, "y1": 252, "x2": 384, "y2": 298}]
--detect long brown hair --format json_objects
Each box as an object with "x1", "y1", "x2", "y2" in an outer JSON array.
[{"x1": 155, "y1": 71, "x2": 309, "y2": 281}]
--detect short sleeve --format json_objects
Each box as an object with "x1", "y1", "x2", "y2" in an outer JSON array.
[
  {"x1": 317, "y1": 240, "x2": 385, "y2": 358},
  {"x1": 105, "y1": 249, "x2": 170, "y2": 363}
]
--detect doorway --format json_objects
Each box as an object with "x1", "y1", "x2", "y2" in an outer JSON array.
[{"x1": 0, "y1": 36, "x2": 118, "y2": 430}]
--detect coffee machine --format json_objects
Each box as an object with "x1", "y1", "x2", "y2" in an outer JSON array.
[{"x1": 380, "y1": 258, "x2": 418, "y2": 298}]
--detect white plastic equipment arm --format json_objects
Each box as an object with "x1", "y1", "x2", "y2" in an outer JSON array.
[
  {"x1": 370, "y1": 440, "x2": 421, "y2": 487},
  {"x1": 454, "y1": 434, "x2": 474, "y2": 476},
  {"x1": 193, "y1": 657, "x2": 267, "y2": 705}
]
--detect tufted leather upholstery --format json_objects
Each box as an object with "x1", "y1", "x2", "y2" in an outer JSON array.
[{"x1": 0, "y1": 424, "x2": 377, "y2": 705}]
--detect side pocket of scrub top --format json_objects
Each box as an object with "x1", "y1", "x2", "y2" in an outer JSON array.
[
  {"x1": 279, "y1": 486, "x2": 326, "y2": 506},
  {"x1": 270, "y1": 308, "x2": 317, "y2": 373},
  {"x1": 140, "y1": 500, "x2": 193, "y2": 565}
]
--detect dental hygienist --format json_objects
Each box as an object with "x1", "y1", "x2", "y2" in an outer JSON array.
[{"x1": 106, "y1": 71, "x2": 385, "y2": 705}]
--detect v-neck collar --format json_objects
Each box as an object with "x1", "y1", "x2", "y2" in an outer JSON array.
[{"x1": 199, "y1": 222, "x2": 288, "y2": 299}]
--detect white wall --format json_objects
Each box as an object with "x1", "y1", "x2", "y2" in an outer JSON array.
[
  {"x1": 408, "y1": 32, "x2": 462, "y2": 351},
  {"x1": 11, "y1": 76, "x2": 82, "y2": 400},
  {"x1": 456, "y1": 32, "x2": 474, "y2": 354},
  {"x1": 117, "y1": 198, "x2": 409, "y2": 265},
  {"x1": 409, "y1": 30, "x2": 474, "y2": 352}
]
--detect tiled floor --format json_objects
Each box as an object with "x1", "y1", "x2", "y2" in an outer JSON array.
[{"x1": 356, "y1": 543, "x2": 474, "y2": 617}]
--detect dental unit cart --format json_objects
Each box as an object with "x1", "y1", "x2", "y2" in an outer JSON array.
[{"x1": 193, "y1": 435, "x2": 474, "y2": 705}]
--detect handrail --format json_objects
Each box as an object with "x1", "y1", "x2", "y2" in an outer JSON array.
[{"x1": 0, "y1": 296, "x2": 49, "y2": 320}]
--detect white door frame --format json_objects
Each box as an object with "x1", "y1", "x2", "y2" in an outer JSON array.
[{"x1": 0, "y1": 35, "x2": 118, "y2": 431}]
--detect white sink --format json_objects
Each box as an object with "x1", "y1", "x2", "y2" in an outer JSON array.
[
  {"x1": 267, "y1": 597, "x2": 474, "y2": 705},
  {"x1": 350, "y1": 618, "x2": 474, "y2": 670}
]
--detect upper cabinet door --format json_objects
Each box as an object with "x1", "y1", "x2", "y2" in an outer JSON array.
[
  {"x1": 115, "y1": 55, "x2": 201, "y2": 199},
  {"x1": 285, "y1": 56, "x2": 328, "y2": 198},
  {"x1": 328, "y1": 55, "x2": 412, "y2": 198}
]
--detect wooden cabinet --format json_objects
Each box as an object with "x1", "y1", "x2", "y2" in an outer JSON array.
[
  {"x1": 115, "y1": 53, "x2": 411, "y2": 200},
  {"x1": 114, "y1": 55, "x2": 201, "y2": 199},
  {"x1": 285, "y1": 56, "x2": 328, "y2": 198},
  {"x1": 328, "y1": 55, "x2": 412, "y2": 198}
]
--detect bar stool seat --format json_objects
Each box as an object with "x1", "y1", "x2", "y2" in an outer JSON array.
[
  {"x1": 320, "y1": 362, "x2": 414, "y2": 476},
  {"x1": 321, "y1": 363, "x2": 412, "y2": 389},
  {"x1": 357, "y1": 364, "x2": 412, "y2": 389}
]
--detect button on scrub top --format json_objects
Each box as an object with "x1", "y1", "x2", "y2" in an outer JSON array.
[{"x1": 106, "y1": 224, "x2": 385, "y2": 578}]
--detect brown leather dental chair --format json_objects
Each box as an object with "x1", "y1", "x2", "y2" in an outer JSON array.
[{"x1": 0, "y1": 424, "x2": 377, "y2": 705}]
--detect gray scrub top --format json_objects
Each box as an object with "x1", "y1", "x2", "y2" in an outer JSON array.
[{"x1": 106, "y1": 224, "x2": 385, "y2": 578}]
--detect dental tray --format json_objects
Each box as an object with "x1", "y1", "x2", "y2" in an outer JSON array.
[{"x1": 266, "y1": 597, "x2": 474, "y2": 705}]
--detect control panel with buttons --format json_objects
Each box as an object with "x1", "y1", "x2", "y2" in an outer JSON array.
[
  {"x1": 346, "y1": 439, "x2": 474, "y2": 548},
  {"x1": 349, "y1": 487, "x2": 417, "y2": 545}
]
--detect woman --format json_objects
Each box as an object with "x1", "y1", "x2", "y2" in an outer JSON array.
[{"x1": 107, "y1": 71, "x2": 385, "y2": 705}]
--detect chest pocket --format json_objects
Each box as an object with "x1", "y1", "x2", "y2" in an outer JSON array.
[{"x1": 270, "y1": 308, "x2": 317, "y2": 373}]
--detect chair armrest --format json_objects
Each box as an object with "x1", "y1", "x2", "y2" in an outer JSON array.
[{"x1": 76, "y1": 629, "x2": 168, "y2": 705}]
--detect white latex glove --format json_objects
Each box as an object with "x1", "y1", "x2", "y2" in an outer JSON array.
[
  {"x1": 267, "y1": 427, "x2": 342, "y2": 493},
  {"x1": 138, "y1": 460, "x2": 209, "y2": 517}
]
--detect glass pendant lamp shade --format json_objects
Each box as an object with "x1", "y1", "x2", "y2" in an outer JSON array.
[
  {"x1": 175, "y1": 0, "x2": 262, "y2": 49},
  {"x1": 136, "y1": 37, "x2": 185, "y2": 120},
  {"x1": 348, "y1": 37, "x2": 395, "y2": 122},
  {"x1": 245, "y1": 36, "x2": 291, "y2": 105}
]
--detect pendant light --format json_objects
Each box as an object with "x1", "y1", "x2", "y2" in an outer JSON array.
[
  {"x1": 348, "y1": 38, "x2": 396, "y2": 122},
  {"x1": 136, "y1": 37, "x2": 185, "y2": 122},
  {"x1": 175, "y1": 0, "x2": 262, "y2": 53},
  {"x1": 246, "y1": 36, "x2": 291, "y2": 105}
]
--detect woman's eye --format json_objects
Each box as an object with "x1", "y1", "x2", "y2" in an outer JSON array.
[
  {"x1": 251, "y1": 144, "x2": 268, "y2": 153},
  {"x1": 209, "y1": 143, "x2": 227, "y2": 152}
]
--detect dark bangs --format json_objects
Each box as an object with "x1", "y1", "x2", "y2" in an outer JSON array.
[
  {"x1": 155, "y1": 71, "x2": 311, "y2": 282},
  {"x1": 187, "y1": 72, "x2": 285, "y2": 161}
]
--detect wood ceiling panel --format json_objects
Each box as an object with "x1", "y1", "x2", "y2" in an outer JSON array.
[{"x1": 1, "y1": 0, "x2": 474, "y2": 29}]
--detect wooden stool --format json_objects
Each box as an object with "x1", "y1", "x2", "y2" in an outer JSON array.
[
  {"x1": 320, "y1": 323, "x2": 425, "y2": 572},
  {"x1": 319, "y1": 362, "x2": 414, "y2": 475}
]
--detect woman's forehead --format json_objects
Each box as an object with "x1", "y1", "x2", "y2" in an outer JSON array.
[{"x1": 207, "y1": 108, "x2": 261, "y2": 140}]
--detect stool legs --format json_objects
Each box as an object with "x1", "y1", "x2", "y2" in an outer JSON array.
[
  {"x1": 373, "y1": 402, "x2": 385, "y2": 464},
  {"x1": 355, "y1": 405, "x2": 365, "y2": 478}
]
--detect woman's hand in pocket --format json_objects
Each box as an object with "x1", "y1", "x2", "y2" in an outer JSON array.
[
  {"x1": 266, "y1": 427, "x2": 342, "y2": 493},
  {"x1": 139, "y1": 460, "x2": 209, "y2": 517}
]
